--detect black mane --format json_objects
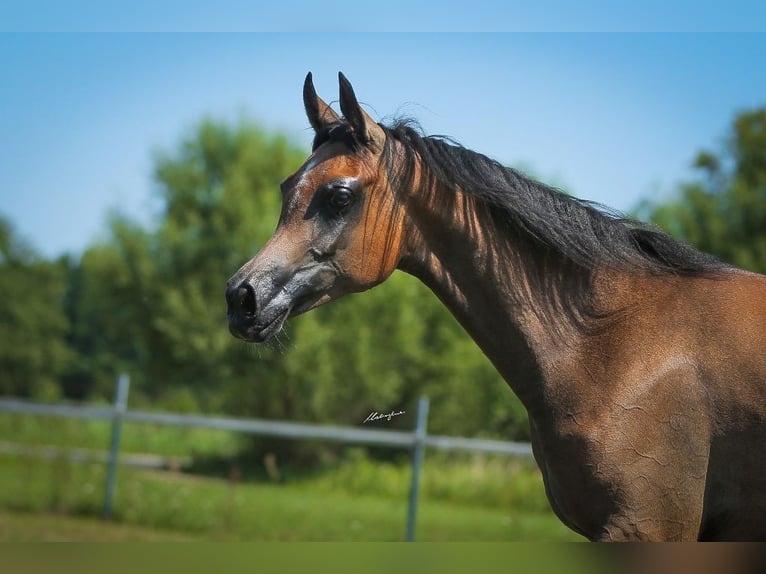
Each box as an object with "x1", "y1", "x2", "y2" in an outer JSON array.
[
  {"x1": 318, "y1": 118, "x2": 728, "y2": 275},
  {"x1": 378, "y1": 120, "x2": 729, "y2": 277},
  {"x1": 314, "y1": 118, "x2": 731, "y2": 329}
]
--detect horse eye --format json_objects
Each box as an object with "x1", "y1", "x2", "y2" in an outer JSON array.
[{"x1": 328, "y1": 187, "x2": 353, "y2": 210}]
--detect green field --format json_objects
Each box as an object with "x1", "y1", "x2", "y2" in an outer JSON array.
[
  {"x1": 0, "y1": 509, "x2": 200, "y2": 541},
  {"x1": 0, "y1": 413, "x2": 581, "y2": 541}
]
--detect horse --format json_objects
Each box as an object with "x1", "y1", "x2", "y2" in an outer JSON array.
[{"x1": 226, "y1": 72, "x2": 766, "y2": 541}]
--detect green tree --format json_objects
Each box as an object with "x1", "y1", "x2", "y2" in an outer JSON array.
[
  {"x1": 63, "y1": 117, "x2": 530, "y2": 452},
  {"x1": 61, "y1": 218, "x2": 158, "y2": 399},
  {"x1": 67, "y1": 120, "x2": 305, "y2": 408},
  {"x1": 0, "y1": 216, "x2": 71, "y2": 399},
  {"x1": 637, "y1": 108, "x2": 766, "y2": 273}
]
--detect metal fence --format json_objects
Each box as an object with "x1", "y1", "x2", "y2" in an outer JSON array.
[{"x1": 0, "y1": 374, "x2": 533, "y2": 541}]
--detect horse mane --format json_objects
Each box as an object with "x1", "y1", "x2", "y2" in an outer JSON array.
[
  {"x1": 376, "y1": 119, "x2": 729, "y2": 277},
  {"x1": 314, "y1": 117, "x2": 731, "y2": 330}
]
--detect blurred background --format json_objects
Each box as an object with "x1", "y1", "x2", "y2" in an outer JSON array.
[{"x1": 1, "y1": 30, "x2": 765, "y2": 541}]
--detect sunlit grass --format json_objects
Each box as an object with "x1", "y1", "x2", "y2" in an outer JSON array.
[
  {"x1": 0, "y1": 509, "x2": 199, "y2": 541},
  {"x1": 0, "y1": 412, "x2": 581, "y2": 541},
  {"x1": 0, "y1": 412, "x2": 246, "y2": 458},
  {"x1": 0, "y1": 453, "x2": 580, "y2": 541},
  {"x1": 306, "y1": 449, "x2": 552, "y2": 512}
]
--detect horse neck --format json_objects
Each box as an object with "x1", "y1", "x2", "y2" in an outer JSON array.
[{"x1": 397, "y1": 182, "x2": 591, "y2": 413}]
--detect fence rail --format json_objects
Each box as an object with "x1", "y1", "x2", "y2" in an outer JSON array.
[
  {"x1": 0, "y1": 375, "x2": 533, "y2": 541},
  {"x1": 0, "y1": 440, "x2": 189, "y2": 469},
  {"x1": 0, "y1": 397, "x2": 533, "y2": 455}
]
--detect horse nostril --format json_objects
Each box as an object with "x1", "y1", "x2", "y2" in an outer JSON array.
[
  {"x1": 238, "y1": 284, "x2": 257, "y2": 318},
  {"x1": 226, "y1": 282, "x2": 257, "y2": 318}
]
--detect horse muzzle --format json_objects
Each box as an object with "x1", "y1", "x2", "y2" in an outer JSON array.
[{"x1": 226, "y1": 262, "x2": 338, "y2": 343}]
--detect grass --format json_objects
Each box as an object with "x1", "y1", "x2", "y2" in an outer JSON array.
[
  {"x1": 304, "y1": 449, "x2": 554, "y2": 513},
  {"x1": 0, "y1": 412, "x2": 245, "y2": 459},
  {"x1": 0, "y1": 453, "x2": 580, "y2": 541},
  {"x1": 0, "y1": 412, "x2": 582, "y2": 541},
  {"x1": 0, "y1": 509, "x2": 200, "y2": 541}
]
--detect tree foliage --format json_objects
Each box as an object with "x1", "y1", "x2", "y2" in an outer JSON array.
[
  {"x1": 64, "y1": 120, "x2": 304, "y2": 406},
  {"x1": 0, "y1": 217, "x2": 71, "y2": 398},
  {"x1": 11, "y1": 107, "x2": 765, "y2": 451},
  {"x1": 29, "y1": 118, "x2": 527, "y2": 447},
  {"x1": 637, "y1": 108, "x2": 766, "y2": 273}
]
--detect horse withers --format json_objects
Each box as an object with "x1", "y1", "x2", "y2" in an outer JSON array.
[{"x1": 226, "y1": 73, "x2": 766, "y2": 541}]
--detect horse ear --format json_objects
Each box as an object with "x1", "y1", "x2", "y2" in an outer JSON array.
[
  {"x1": 303, "y1": 72, "x2": 340, "y2": 133},
  {"x1": 338, "y1": 72, "x2": 385, "y2": 149}
]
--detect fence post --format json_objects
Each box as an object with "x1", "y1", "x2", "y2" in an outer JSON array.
[
  {"x1": 405, "y1": 395, "x2": 429, "y2": 541},
  {"x1": 103, "y1": 373, "x2": 130, "y2": 519}
]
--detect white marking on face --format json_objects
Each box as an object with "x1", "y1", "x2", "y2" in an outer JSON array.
[{"x1": 286, "y1": 154, "x2": 323, "y2": 212}]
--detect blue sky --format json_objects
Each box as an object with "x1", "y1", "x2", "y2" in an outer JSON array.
[
  {"x1": 1, "y1": 32, "x2": 766, "y2": 258},
  {"x1": 2, "y1": 1, "x2": 766, "y2": 32}
]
